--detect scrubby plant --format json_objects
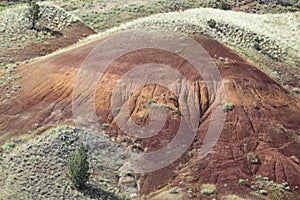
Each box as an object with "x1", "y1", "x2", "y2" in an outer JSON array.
[
  {"x1": 4, "y1": 141, "x2": 16, "y2": 153},
  {"x1": 223, "y1": 103, "x2": 234, "y2": 112},
  {"x1": 68, "y1": 143, "x2": 90, "y2": 190},
  {"x1": 207, "y1": 19, "x2": 216, "y2": 28},
  {"x1": 292, "y1": 88, "x2": 300, "y2": 94},
  {"x1": 169, "y1": 187, "x2": 178, "y2": 194},
  {"x1": 259, "y1": 189, "x2": 268, "y2": 195},
  {"x1": 0, "y1": 2, "x2": 6, "y2": 7},
  {"x1": 200, "y1": 184, "x2": 216, "y2": 195},
  {"x1": 26, "y1": 0, "x2": 41, "y2": 30},
  {"x1": 253, "y1": 42, "x2": 261, "y2": 51},
  {"x1": 247, "y1": 153, "x2": 259, "y2": 164},
  {"x1": 239, "y1": 179, "x2": 248, "y2": 186}
]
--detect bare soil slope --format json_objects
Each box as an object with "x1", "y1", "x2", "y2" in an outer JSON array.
[
  {"x1": 0, "y1": 35, "x2": 299, "y2": 199},
  {"x1": 0, "y1": 21, "x2": 95, "y2": 64}
]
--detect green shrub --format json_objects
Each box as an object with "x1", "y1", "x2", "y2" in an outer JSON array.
[
  {"x1": 218, "y1": 0, "x2": 230, "y2": 10},
  {"x1": 200, "y1": 184, "x2": 216, "y2": 195},
  {"x1": 68, "y1": 143, "x2": 90, "y2": 190},
  {"x1": 239, "y1": 179, "x2": 248, "y2": 186},
  {"x1": 4, "y1": 142, "x2": 16, "y2": 153},
  {"x1": 169, "y1": 187, "x2": 178, "y2": 194},
  {"x1": 207, "y1": 19, "x2": 216, "y2": 28},
  {"x1": 0, "y1": 2, "x2": 6, "y2": 7},
  {"x1": 254, "y1": 42, "x2": 261, "y2": 51},
  {"x1": 223, "y1": 103, "x2": 234, "y2": 112}
]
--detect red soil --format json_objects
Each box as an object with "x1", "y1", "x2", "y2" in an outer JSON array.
[{"x1": 0, "y1": 34, "x2": 299, "y2": 199}]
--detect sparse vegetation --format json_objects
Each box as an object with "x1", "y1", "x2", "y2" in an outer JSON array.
[
  {"x1": 247, "y1": 152, "x2": 259, "y2": 164},
  {"x1": 200, "y1": 184, "x2": 216, "y2": 195},
  {"x1": 68, "y1": 143, "x2": 90, "y2": 190},
  {"x1": 168, "y1": 187, "x2": 178, "y2": 194},
  {"x1": 0, "y1": 63, "x2": 22, "y2": 100},
  {"x1": 224, "y1": 195, "x2": 245, "y2": 200},
  {"x1": 223, "y1": 103, "x2": 234, "y2": 112},
  {"x1": 239, "y1": 175, "x2": 294, "y2": 199}
]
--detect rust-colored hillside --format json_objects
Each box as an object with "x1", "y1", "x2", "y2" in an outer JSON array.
[{"x1": 0, "y1": 34, "x2": 299, "y2": 199}]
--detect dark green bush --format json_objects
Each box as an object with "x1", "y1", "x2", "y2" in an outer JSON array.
[
  {"x1": 0, "y1": 2, "x2": 6, "y2": 7},
  {"x1": 26, "y1": 0, "x2": 41, "y2": 30},
  {"x1": 68, "y1": 143, "x2": 90, "y2": 190},
  {"x1": 218, "y1": 0, "x2": 230, "y2": 10},
  {"x1": 207, "y1": 19, "x2": 216, "y2": 28}
]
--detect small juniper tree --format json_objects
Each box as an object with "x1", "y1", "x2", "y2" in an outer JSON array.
[
  {"x1": 218, "y1": 0, "x2": 230, "y2": 10},
  {"x1": 68, "y1": 143, "x2": 90, "y2": 190},
  {"x1": 26, "y1": 0, "x2": 41, "y2": 30}
]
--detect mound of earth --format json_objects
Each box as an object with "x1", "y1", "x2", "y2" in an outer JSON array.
[
  {"x1": 0, "y1": 31, "x2": 299, "y2": 199},
  {"x1": 0, "y1": 2, "x2": 95, "y2": 65},
  {"x1": 0, "y1": 126, "x2": 135, "y2": 199},
  {"x1": 33, "y1": 0, "x2": 299, "y2": 33},
  {"x1": 80, "y1": 8, "x2": 300, "y2": 93}
]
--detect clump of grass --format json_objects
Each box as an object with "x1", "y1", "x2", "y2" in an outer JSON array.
[
  {"x1": 224, "y1": 195, "x2": 245, "y2": 200},
  {"x1": 168, "y1": 187, "x2": 178, "y2": 194},
  {"x1": 223, "y1": 103, "x2": 234, "y2": 112},
  {"x1": 0, "y1": 2, "x2": 6, "y2": 7},
  {"x1": 292, "y1": 88, "x2": 300, "y2": 94},
  {"x1": 239, "y1": 179, "x2": 248, "y2": 186},
  {"x1": 247, "y1": 153, "x2": 259, "y2": 164},
  {"x1": 200, "y1": 183, "x2": 216, "y2": 195},
  {"x1": 4, "y1": 141, "x2": 16, "y2": 153},
  {"x1": 102, "y1": 123, "x2": 110, "y2": 130}
]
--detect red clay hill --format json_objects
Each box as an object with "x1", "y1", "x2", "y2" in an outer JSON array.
[{"x1": 0, "y1": 34, "x2": 299, "y2": 199}]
